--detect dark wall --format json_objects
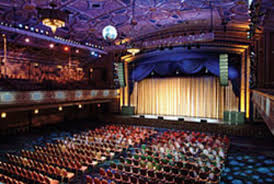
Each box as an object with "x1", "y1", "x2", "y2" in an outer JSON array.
[
  {"x1": 257, "y1": 31, "x2": 274, "y2": 88},
  {"x1": 0, "y1": 100, "x2": 120, "y2": 135},
  {"x1": 89, "y1": 53, "x2": 115, "y2": 88}
]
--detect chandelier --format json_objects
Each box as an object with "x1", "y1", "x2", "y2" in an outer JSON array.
[{"x1": 38, "y1": 2, "x2": 68, "y2": 33}]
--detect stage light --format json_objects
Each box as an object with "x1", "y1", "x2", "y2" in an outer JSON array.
[
  {"x1": 75, "y1": 49, "x2": 79, "y2": 53},
  {"x1": 58, "y1": 106, "x2": 63, "y2": 111},
  {"x1": 49, "y1": 43, "x2": 54, "y2": 48},
  {"x1": 1, "y1": 112, "x2": 6, "y2": 118},
  {"x1": 64, "y1": 46, "x2": 69, "y2": 52},
  {"x1": 34, "y1": 109, "x2": 39, "y2": 114},
  {"x1": 97, "y1": 104, "x2": 101, "y2": 108},
  {"x1": 25, "y1": 38, "x2": 30, "y2": 43},
  {"x1": 78, "y1": 104, "x2": 82, "y2": 109}
]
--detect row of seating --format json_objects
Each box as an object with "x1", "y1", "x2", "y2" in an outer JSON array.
[
  {"x1": 119, "y1": 154, "x2": 221, "y2": 176},
  {"x1": 21, "y1": 149, "x2": 88, "y2": 172},
  {"x1": 1, "y1": 125, "x2": 156, "y2": 184},
  {"x1": 95, "y1": 128, "x2": 229, "y2": 184},
  {"x1": 86, "y1": 175, "x2": 116, "y2": 184},
  {"x1": 128, "y1": 149, "x2": 225, "y2": 169},
  {"x1": 82, "y1": 125, "x2": 157, "y2": 145},
  {"x1": 45, "y1": 142, "x2": 116, "y2": 159},
  {"x1": 110, "y1": 159, "x2": 220, "y2": 184},
  {"x1": 59, "y1": 138, "x2": 125, "y2": 151},
  {"x1": 0, "y1": 173, "x2": 25, "y2": 184},
  {"x1": 0, "y1": 161, "x2": 58, "y2": 184},
  {"x1": 6, "y1": 153, "x2": 75, "y2": 182},
  {"x1": 35, "y1": 148, "x2": 101, "y2": 167}
]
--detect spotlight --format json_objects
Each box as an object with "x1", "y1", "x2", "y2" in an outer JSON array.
[
  {"x1": 75, "y1": 49, "x2": 79, "y2": 53},
  {"x1": 25, "y1": 38, "x2": 30, "y2": 43},
  {"x1": 49, "y1": 43, "x2": 54, "y2": 48},
  {"x1": 58, "y1": 106, "x2": 63, "y2": 111},
  {"x1": 64, "y1": 46, "x2": 69, "y2": 52},
  {"x1": 97, "y1": 104, "x2": 101, "y2": 108},
  {"x1": 78, "y1": 104, "x2": 82, "y2": 109},
  {"x1": 34, "y1": 109, "x2": 39, "y2": 114},
  {"x1": 1, "y1": 112, "x2": 7, "y2": 118}
]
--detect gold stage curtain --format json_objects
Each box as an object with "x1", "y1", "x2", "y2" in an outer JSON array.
[{"x1": 130, "y1": 77, "x2": 239, "y2": 119}]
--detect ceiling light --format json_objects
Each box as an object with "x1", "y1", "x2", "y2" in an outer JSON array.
[
  {"x1": 64, "y1": 46, "x2": 69, "y2": 52},
  {"x1": 1, "y1": 112, "x2": 6, "y2": 118},
  {"x1": 38, "y1": 2, "x2": 68, "y2": 34},
  {"x1": 49, "y1": 43, "x2": 54, "y2": 48},
  {"x1": 127, "y1": 43, "x2": 140, "y2": 56},
  {"x1": 58, "y1": 106, "x2": 63, "y2": 111},
  {"x1": 25, "y1": 38, "x2": 30, "y2": 43}
]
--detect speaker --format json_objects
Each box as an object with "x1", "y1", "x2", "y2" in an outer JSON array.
[
  {"x1": 237, "y1": 112, "x2": 245, "y2": 124},
  {"x1": 178, "y1": 118, "x2": 184, "y2": 121},
  {"x1": 121, "y1": 106, "x2": 135, "y2": 115},
  {"x1": 231, "y1": 111, "x2": 237, "y2": 125},
  {"x1": 158, "y1": 116, "x2": 164, "y2": 120},
  {"x1": 223, "y1": 111, "x2": 230, "y2": 123},
  {"x1": 200, "y1": 119, "x2": 207, "y2": 123}
]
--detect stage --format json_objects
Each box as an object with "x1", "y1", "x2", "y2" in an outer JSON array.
[
  {"x1": 101, "y1": 114, "x2": 273, "y2": 138},
  {"x1": 130, "y1": 114, "x2": 224, "y2": 124}
]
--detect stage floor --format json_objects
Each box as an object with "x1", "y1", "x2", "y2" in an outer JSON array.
[{"x1": 130, "y1": 114, "x2": 224, "y2": 124}]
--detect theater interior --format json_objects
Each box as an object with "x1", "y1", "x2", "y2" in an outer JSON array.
[{"x1": 0, "y1": 0, "x2": 273, "y2": 184}]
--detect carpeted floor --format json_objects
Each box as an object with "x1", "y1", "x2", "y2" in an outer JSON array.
[{"x1": 0, "y1": 120, "x2": 273, "y2": 184}]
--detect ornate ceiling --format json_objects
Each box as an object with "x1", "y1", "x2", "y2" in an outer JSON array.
[{"x1": 0, "y1": 0, "x2": 254, "y2": 43}]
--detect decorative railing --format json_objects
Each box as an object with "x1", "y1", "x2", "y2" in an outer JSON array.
[
  {"x1": 0, "y1": 89, "x2": 119, "y2": 107},
  {"x1": 252, "y1": 89, "x2": 274, "y2": 135}
]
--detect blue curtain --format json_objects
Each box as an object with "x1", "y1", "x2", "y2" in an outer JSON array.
[{"x1": 129, "y1": 50, "x2": 240, "y2": 96}]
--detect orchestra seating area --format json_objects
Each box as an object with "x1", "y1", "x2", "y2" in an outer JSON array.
[{"x1": 0, "y1": 121, "x2": 273, "y2": 184}]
